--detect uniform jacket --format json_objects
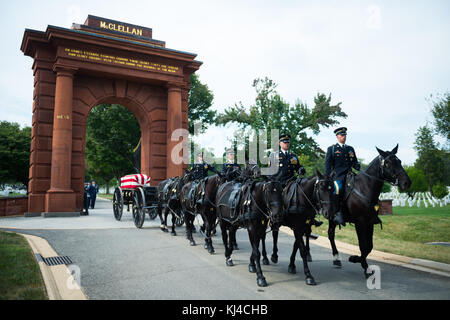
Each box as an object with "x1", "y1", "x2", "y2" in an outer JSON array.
[
  {"x1": 190, "y1": 162, "x2": 218, "y2": 180},
  {"x1": 269, "y1": 150, "x2": 303, "y2": 185},
  {"x1": 325, "y1": 143, "x2": 359, "y2": 180}
]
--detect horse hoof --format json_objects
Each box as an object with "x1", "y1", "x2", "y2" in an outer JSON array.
[
  {"x1": 190, "y1": 241, "x2": 196, "y2": 246},
  {"x1": 306, "y1": 276, "x2": 317, "y2": 286},
  {"x1": 307, "y1": 254, "x2": 312, "y2": 262},
  {"x1": 248, "y1": 264, "x2": 256, "y2": 273},
  {"x1": 364, "y1": 270, "x2": 375, "y2": 279},
  {"x1": 171, "y1": 231, "x2": 176, "y2": 236},
  {"x1": 204, "y1": 243, "x2": 208, "y2": 249},
  {"x1": 161, "y1": 227, "x2": 168, "y2": 233},
  {"x1": 226, "y1": 259, "x2": 234, "y2": 267},
  {"x1": 208, "y1": 247, "x2": 215, "y2": 254},
  {"x1": 349, "y1": 256, "x2": 361, "y2": 263},
  {"x1": 233, "y1": 244, "x2": 239, "y2": 250},
  {"x1": 288, "y1": 265, "x2": 296, "y2": 274},
  {"x1": 271, "y1": 255, "x2": 278, "y2": 264},
  {"x1": 333, "y1": 260, "x2": 342, "y2": 268},
  {"x1": 257, "y1": 278, "x2": 268, "y2": 287},
  {"x1": 262, "y1": 257, "x2": 270, "y2": 265}
]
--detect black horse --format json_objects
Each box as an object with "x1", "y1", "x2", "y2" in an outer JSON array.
[
  {"x1": 196, "y1": 173, "x2": 227, "y2": 254},
  {"x1": 157, "y1": 172, "x2": 190, "y2": 235},
  {"x1": 270, "y1": 170, "x2": 336, "y2": 285},
  {"x1": 326, "y1": 145, "x2": 411, "y2": 278},
  {"x1": 216, "y1": 177, "x2": 283, "y2": 287}
]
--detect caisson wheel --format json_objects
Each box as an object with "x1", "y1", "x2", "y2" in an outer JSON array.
[
  {"x1": 113, "y1": 187, "x2": 123, "y2": 221},
  {"x1": 132, "y1": 187, "x2": 146, "y2": 229},
  {"x1": 175, "y1": 211, "x2": 185, "y2": 227},
  {"x1": 148, "y1": 207, "x2": 158, "y2": 220}
]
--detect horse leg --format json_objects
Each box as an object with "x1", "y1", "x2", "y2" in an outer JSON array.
[
  {"x1": 328, "y1": 220, "x2": 341, "y2": 267},
  {"x1": 295, "y1": 228, "x2": 316, "y2": 285},
  {"x1": 271, "y1": 224, "x2": 279, "y2": 263},
  {"x1": 230, "y1": 225, "x2": 239, "y2": 250},
  {"x1": 221, "y1": 221, "x2": 234, "y2": 266},
  {"x1": 185, "y1": 214, "x2": 196, "y2": 246},
  {"x1": 161, "y1": 206, "x2": 169, "y2": 232},
  {"x1": 288, "y1": 240, "x2": 298, "y2": 274},
  {"x1": 170, "y1": 209, "x2": 176, "y2": 236},
  {"x1": 349, "y1": 221, "x2": 372, "y2": 278},
  {"x1": 248, "y1": 223, "x2": 267, "y2": 287},
  {"x1": 305, "y1": 225, "x2": 312, "y2": 262},
  {"x1": 261, "y1": 230, "x2": 270, "y2": 265},
  {"x1": 205, "y1": 212, "x2": 215, "y2": 254}
]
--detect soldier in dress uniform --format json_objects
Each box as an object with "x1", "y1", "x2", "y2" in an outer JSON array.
[
  {"x1": 222, "y1": 148, "x2": 241, "y2": 180},
  {"x1": 269, "y1": 133, "x2": 322, "y2": 227},
  {"x1": 269, "y1": 133, "x2": 305, "y2": 186},
  {"x1": 190, "y1": 152, "x2": 220, "y2": 180},
  {"x1": 325, "y1": 127, "x2": 361, "y2": 225}
]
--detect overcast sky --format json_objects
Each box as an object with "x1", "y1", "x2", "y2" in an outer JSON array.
[{"x1": 1, "y1": 1, "x2": 449, "y2": 165}]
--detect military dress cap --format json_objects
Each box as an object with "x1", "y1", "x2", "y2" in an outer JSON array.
[
  {"x1": 226, "y1": 148, "x2": 235, "y2": 155},
  {"x1": 334, "y1": 127, "x2": 347, "y2": 136},
  {"x1": 279, "y1": 133, "x2": 291, "y2": 142}
]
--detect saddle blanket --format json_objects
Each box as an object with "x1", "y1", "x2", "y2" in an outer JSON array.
[{"x1": 120, "y1": 174, "x2": 151, "y2": 189}]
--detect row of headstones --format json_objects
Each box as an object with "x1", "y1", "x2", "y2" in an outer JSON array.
[
  {"x1": 379, "y1": 187, "x2": 450, "y2": 208},
  {"x1": 0, "y1": 187, "x2": 27, "y2": 197}
]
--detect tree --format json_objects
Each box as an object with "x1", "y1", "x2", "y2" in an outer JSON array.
[
  {"x1": 188, "y1": 73, "x2": 215, "y2": 134},
  {"x1": 0, "y1": 121, "x2": 31, "y2": 188},
  {"x1": 413, "y1": 125, "x2": 449, "y2": 193},
  {"x1": 85, "y1": 104, "x2": 141, "y2": 189},
  {"x1": 430, "y1": 92, "x2": 450, "y2": 142},
  {"x1": 402, "y1": 166, "x2": 428, "y2": 193},
  {"x1": 216, "y1": 77, "x2": 347, "y2": 162}
]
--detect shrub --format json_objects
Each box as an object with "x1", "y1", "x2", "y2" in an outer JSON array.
[{"x1": 432, "y1": 183, "x2": 448, "y2": 199}]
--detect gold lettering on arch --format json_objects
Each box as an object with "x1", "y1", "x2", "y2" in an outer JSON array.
[{"x1": 99, "y1": 20, "x2": 143, "y2": 36}]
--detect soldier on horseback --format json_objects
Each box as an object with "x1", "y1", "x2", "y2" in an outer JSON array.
[
  {"x1": 222, "y1": 148, "x2": 241, "y2": 180},
  {"x1": 269, "y1": 133, "x2": 322, "y2": 227},
  {"x1": 190, "y1": 152, "x2": 220, "y2": 180},
  {"x1": 325, "y1": 127, "x2": 361, "y2": 226}
]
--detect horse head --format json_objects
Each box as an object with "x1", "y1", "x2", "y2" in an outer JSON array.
[
  {"x1": 375, "y1": 144, "x2": 411, "y2": 191},
  {"x1": 262, "y1": 180, "x2": 284, "y2": 223},
  {"x1": 314, "y1": 169, "x2": 336, "y2": 219}
]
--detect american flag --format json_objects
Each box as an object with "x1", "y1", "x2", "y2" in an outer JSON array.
[{"x1": 120, "y1": 174, "x2": 151, "y2": 189}]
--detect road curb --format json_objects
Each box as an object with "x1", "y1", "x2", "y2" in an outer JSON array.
[
  {"x1": 20, "y1": 233, "x2": 87, "y2": 300},
  {"x1": 279, "y1": 226, "x2": 450, "y2": 278}
]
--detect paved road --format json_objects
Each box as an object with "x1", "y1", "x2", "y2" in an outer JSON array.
[{"x1": 1, "y1": 199, "x2": 449, "y2": 300}]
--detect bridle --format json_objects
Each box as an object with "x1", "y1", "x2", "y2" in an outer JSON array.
[
  {"x1": 362, "y1": 155, "x2": 401, "y2": 186},
  {"x1": 314, "y1": 177, "x2": 335, "y2": 213}
]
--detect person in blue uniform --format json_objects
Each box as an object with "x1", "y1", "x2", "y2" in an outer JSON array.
[
  {"x1": 269, "y1": 133, "x2": 322, "y2": 227},
  {"x1": 269, "y1": 133, "x2": 305, "y2": 186},
  {"x1": 325, "y1": 127, "x2": 361, "y2": 225},
  {"x1": 222, "y1": 148, "x2": 241, "y2": 180},
  {"x1": 88, "y1": 180, "x2": 99, "y2": 209},
  {"x1": 190, "y1": 153, "x2": 220, "y2": 180}
]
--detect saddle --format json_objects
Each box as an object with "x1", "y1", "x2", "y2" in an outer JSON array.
[
  {"x1": 187, "y1": 181, "x2": 199, "y2": 208},
  {"x1": 282, "y1": 178, "x2": 301, "y2": 215}
]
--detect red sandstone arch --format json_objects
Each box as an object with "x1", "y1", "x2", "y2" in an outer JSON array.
[{"x1": 21, "y1": 16, "x2": 200, "y2": 215}]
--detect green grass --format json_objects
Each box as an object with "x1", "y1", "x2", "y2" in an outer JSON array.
[
  {"x1": 0, "y1": 231, "x2": 48, "y2": 300},
  {"x1": 98, "y1": 193, "x2": 113, "y2": 201},
  {"x1": 314, "y1": 205, "x2": 450, "y2": 264}
]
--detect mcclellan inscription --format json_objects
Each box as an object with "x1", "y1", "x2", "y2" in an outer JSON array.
[{"x1": 99, "y1": 21, "x2": 143, "y2": 36}]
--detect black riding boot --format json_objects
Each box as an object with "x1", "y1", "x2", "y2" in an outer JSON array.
[
  {"x1": 312, "y1": 219, "x2": 323, "y2": 227},
  {"x1": 333, "y1": 199, "x2": 346, "y2": 226},
  {"x1": 371, "y1": 215, "x2": 382, "y2": 225}
]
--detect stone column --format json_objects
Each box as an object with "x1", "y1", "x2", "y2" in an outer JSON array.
[
  {"x1": 166, "y1": 83, "x2": 184, "y2": 178},
  {"x1": 44, "y1": 66, "x2": 77, "y2": 215}
]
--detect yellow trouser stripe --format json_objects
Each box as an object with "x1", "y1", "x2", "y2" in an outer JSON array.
[{"x1": 334, "y1": 181, "x2": 340, "y2": 195}]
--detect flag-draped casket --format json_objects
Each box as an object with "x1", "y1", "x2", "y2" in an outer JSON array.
[{"x1": 120, "y1": 174, "x2": 151, "y2": 189}]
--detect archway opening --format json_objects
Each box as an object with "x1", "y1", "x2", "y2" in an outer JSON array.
[{"x1": 84, "y1": 103, "x2": 142, "y2": 197}]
